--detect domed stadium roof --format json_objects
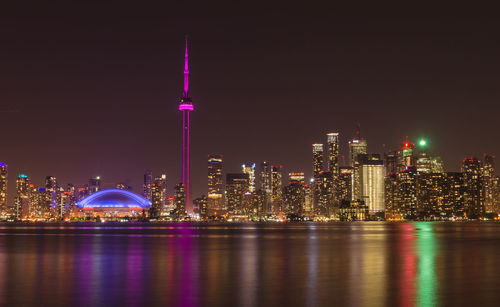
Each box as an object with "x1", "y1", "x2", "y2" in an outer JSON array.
[{"x1": 76, "y1": 188, "x2": 152, "y2": 208}]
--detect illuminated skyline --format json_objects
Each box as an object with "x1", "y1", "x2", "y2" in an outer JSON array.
[{"x1": 2, "y1": 4, "x2": 500, "y2": 206}]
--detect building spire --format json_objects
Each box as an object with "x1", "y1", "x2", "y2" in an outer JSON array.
[{"x1": 183, "y1": 36, "x2": 190, "y2": 99}]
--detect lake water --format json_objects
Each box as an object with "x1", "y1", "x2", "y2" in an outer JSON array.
[{"x1": 1, "y1": 222, "x2": 500, "y2": 306}]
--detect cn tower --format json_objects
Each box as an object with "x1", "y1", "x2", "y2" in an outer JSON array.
[{"x1": 179, "y1": 38, "x2": 193, "y2": 216}]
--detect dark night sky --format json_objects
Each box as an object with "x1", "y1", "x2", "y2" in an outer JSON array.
[{"x1": 1, "y1": 2, "x2": 499, "y2": 202}]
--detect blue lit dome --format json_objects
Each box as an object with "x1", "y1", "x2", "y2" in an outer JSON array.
[{"x1": 76, "y1": 189, "x2": 152, "y2": 209}]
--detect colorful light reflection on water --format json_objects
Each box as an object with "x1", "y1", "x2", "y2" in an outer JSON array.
[{"x1": 1, "y1": 222, "x2": 500, "y2": 306}]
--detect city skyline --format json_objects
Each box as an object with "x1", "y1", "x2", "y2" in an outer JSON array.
[{"x1": 2, "y1": 3, "x2": 500, "y2": 206}]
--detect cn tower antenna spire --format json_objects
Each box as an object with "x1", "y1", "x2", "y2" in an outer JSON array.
[{"x1": 183, "y1": 36, "x2": 190, "y2": 99}]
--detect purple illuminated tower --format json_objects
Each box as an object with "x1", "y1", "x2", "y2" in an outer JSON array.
[{"x1": 179, "y1": 38, "x2": 194, "y2": 216}]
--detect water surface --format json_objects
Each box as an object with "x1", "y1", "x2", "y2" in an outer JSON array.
[{"x1": 1, "y1": 222, "x2": 499, "y2": 306}]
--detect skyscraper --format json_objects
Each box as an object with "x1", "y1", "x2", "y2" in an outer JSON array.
[
  {"x1": 151, "y1": 174, "x2": 167, "y2": 218},
  {"x1": 359, "y1": 155, "x2": 385, "y2": 214},
  {"x1": 271, "y1": 166, "x2": 283, "y2": 214},
  {"x1": 88, "y1": 176, "x2": 101, "y2": 194},
  {"x1": 259, "y1": 161, "x2": 272, "y2": 214},
  {"x1": 242, "y1": 163, "x2": 256, "y2": 193},
  {"x1": 260, "y1": 161, "x2": 271, "y2": 191},
  {"x1": 315, "y1": 171, "x2": 333, "y2": 216},
  {"x1": 283, "y1": 172, "x2": 305, "y2": 215},
  {"x1": 208, "y1": 155, "x2": 223, "y2": 212},
  {"x1": 143, "y1": 169, "x2": 153, "y2": 201},
  {"x1": 0, "y1": 162, "x2": 7, "y2": 216},
  {"x1": 226, "y1": 173, "x2": 249, "y2": 214},
  {"x1": 385, "y1": 166, "x2": 417, "y2": 220},
  {"x1": 174, "y1": 183, "x2": 186, "y2": 218},
  {"x1": 482, "y1": 155, "x2": 497, "y2": 214},
  {"x1": 15, "y1": 174, "x2": 30, "y2": 219},
  {"x1": 339, "y1": 166, "x2": 353, "y2": 202},
  {"x1": 348, "y1": 138, "x2": 367, "y2": 167},
  {"x1": 327, "y1": 132, "x2": 340, "y2": 172},
  {"x1": 179, "y1": 38, "x2": 194, "y2": 215},
  {"x1": 45, "y1": 176, "x2": 57, "y2": 215},
  {"x1": 312, "y1": 144, "x2": 324, "y2": 178},
  {"x1": 350, "y1": 136, "x2": 368, "y2": 201}
]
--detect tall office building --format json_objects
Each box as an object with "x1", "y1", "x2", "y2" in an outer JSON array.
[
  {"x1": 359, "y1": 155, "x2": 385, "y2": 214},
  {"x1": 350, "y1": 136, "x2": 368, "y2": 201},
  {"x1": 14, "y1": 174, "x2": 31, "y2": 219},
  {"x1": 225, "y1": 173, "x2": 249, "y2": 214},
  {"x1": 384, "y1": 151, "x2": 398, "y2": 174},
  {"x1": 462, "y1": 157, "x2": 483, "y2": 218},
  {"x1": 349, "y1": 137, "x2": 367, "y2": 167},
  {"x1": 399, "y1": 141, "x2": 415, "y2": 167},
  {"x1": 208, "y1": 155, "x2": 223, "y2": 212},
  {"x1": 327, "y1": 132, "x2": 340, "y2": 207},
  {"x1": 143, "y1": 169, "x2": 153, "y2": 201},
  {"x1": 242, "y1": 163, "x2": 256, "y2": 193},
  {"x1": 179, "y1": 39, "x2": 194, "y2": 215},
  {"x1": 260, "y1": 161, "x2": 271, "y2": 191},
  {"x1": 312, "y1": 144, "x2": 324, "y2": 178},
  {"x1": 259, "y1": 161, "x2": 272, "y2": 214},
  {"x1": 0, "y1": 162, "x2": 7, "y2": 216},
  {"x1": 304, "y1": 183, "x2": 314, "y2": 213},
  {"x1": 271, "y1": 166, "x2": 283, "y2": 214}
]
